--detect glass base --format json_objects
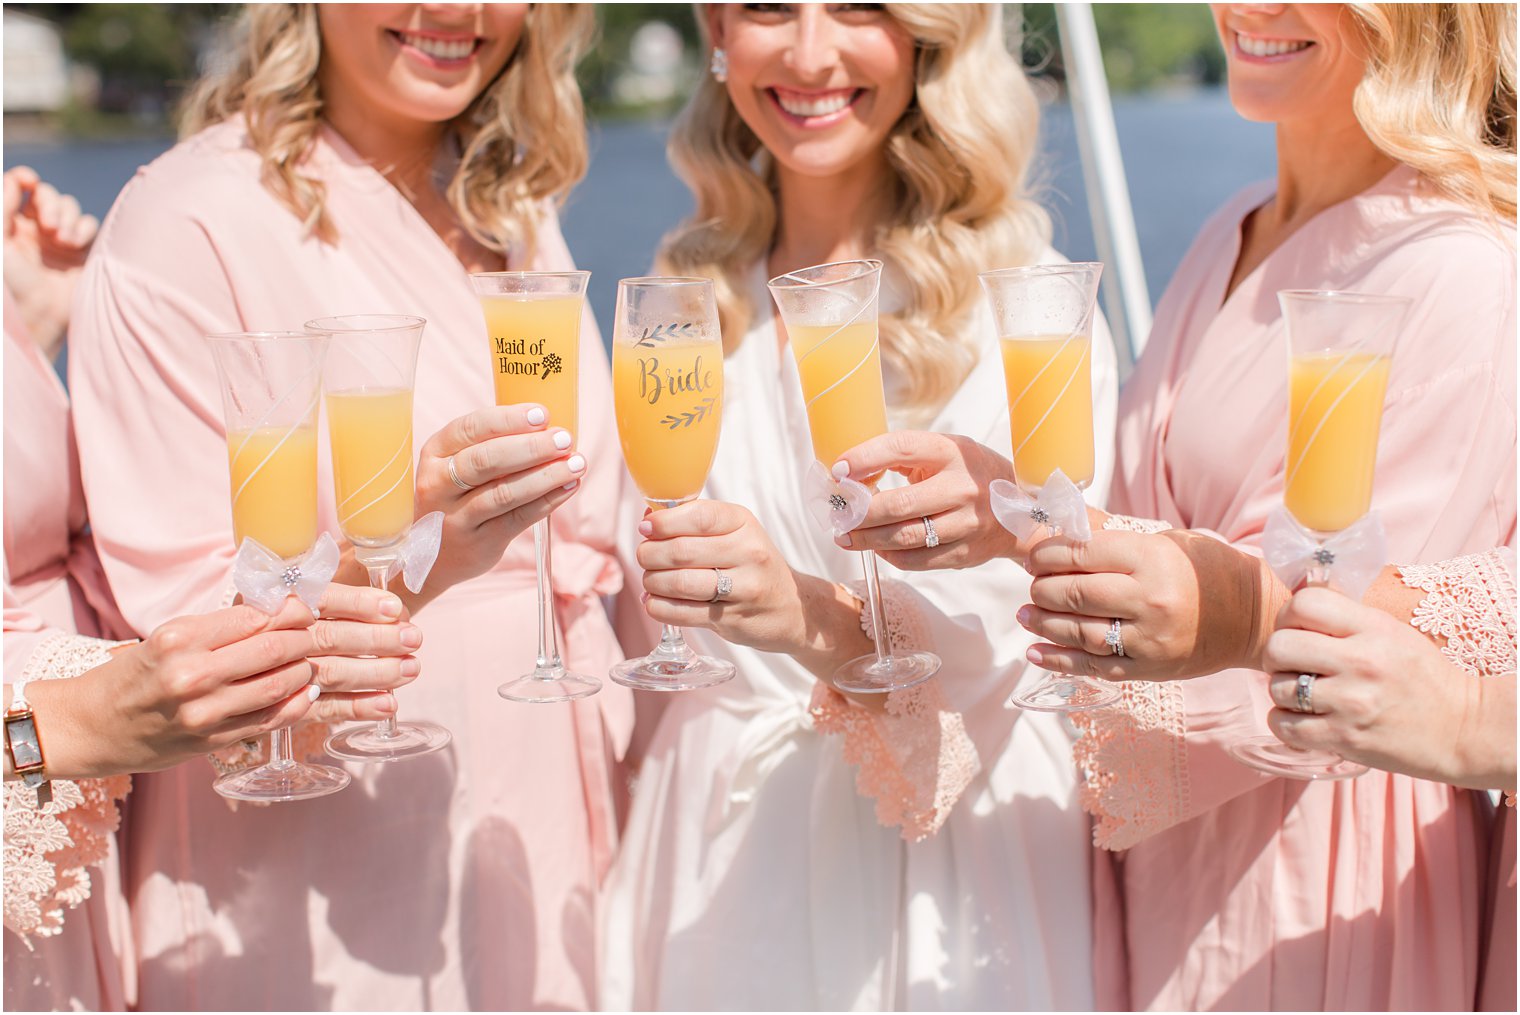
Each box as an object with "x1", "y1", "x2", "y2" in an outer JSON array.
[
  {"x1": 325, "y1": 720, "x2": 452, "y2": 763},
  {"x1": 833, "y1": 650, "x2": 940, "y2": 694},
  {"x1": 1229, "y1": 736, "x2": 1368, "y2": 780},
  {"x1": 1007, "y1": 673, "x2": 1121, "y2": 713},
  {"x1": 213, "y1": 759, "x2": 351, "y2": 803},
  {"x1": 498, "y1": 666, "x2": 601, "y2": 703},
  {"x1": 610, "y1": 654, "x2": 736, "y2": 692}
]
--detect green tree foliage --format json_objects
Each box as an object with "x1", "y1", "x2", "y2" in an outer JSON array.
[
  {"x1": 14, "y1": 3, "x2": 231, "y2": 106},
  {"x1": 1019, "y1": 4, "x2": 1227, "y2": 91},
  {"x1": 580, "y1": 3, "x2": 699, "y2": 114},
  {"x1": 10, "y1": 2, "x2": 1228, "y2": 131}
]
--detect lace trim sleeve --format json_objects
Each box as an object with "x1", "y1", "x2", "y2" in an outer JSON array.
[
  {"x1": 4, "y1": 632, "x2": 132, "y2": 943},
  {"x1": 1062, "y1": 512, "x2": 1188, "y2": 852},
  {"x1": 1102, "y1": 514, "x2": 1175, "y2": 534},
  {"x1": 1399, "y1": 548, "x2": 1517, "y2": 679},
  {"x1": 808, "y1": 579, "x2": 980, "y2": 842},
  {"x1": 1069, "y1": 680, "x2": 1189, "y2": 851}
]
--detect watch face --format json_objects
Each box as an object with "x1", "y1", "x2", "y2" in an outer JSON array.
[{"x1": 7, "y1": 716, "x2": 41, "y2": 770}]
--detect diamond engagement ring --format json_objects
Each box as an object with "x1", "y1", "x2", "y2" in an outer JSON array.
[
  {"x1": 1295, "y1": 673, "x2": 1317, "y2": 714},
  {"x1": 1105, "y1": 618, "x2": 1127, "y2": 657},
  {"x1": 710, "y1": 568, "x2": 734, "y2": 603},
  {"x1": 447, "y1": 454, "x2": 474, "y2": 492},
  {"x1": 923, "y1": 516, "x2": 940, "y2": 549}
]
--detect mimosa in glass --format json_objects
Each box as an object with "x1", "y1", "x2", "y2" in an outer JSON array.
[
  {"x1": 1002, "y1": 334, "x2": 1096, "y2": 491},
  {"x1": 470, "y1": 271, "x2": 599, "y2": 703},
  {"x1": 768, "y1": 259, "x2": 940, "y2": 694},
  {"x1": 208, "y1": 331, "x2": 351, "y2": 802},
  {"x1": 788, "y1": 320, "x2": 889, "y2": 466},
  {"x1": 327, "y1": 388, "x2": 415, "y2": 543},
  {"x1": 227, "y1": 425, "x2": 320, "y2": 560},
  {"x1": 309, "y1": 314, "x2": 451, "y2": 763},
  {"x1": 1232, "y1": 289, "x2": 1409, "y2": 780},
  {"x1": 981, "y1": 262, "x2": 1118, "y2": 712},
  {"x1": 1284, "y1": 351, "x2": 1392, "y2": 534},
  {"x1": 610, "y1": 277, "x2": 735, "y2": 690}
]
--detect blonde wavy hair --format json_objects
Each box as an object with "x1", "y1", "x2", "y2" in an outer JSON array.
[
  {"x1": 180, "y1": 3, "x2": 593, "y2": 255},
  {"x1": 658, "y1": 4, "x2": 1051, "y2": 422},
  {"x1": 1348, "y1": 3, "x2": 1516, "y2": 221}
]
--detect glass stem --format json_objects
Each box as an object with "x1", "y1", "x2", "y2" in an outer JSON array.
[
  {"x1": 860, "y1": 552, "x2": 892, "y2": 664},
  {"x1": 365, "y1": 562, "x2": 399, "y2": 738},
  {"x1": 270, "y1": 727, "x2": 294, "y2": 769},
  {"x1": 652, "y1": 624, "x2": 696, "y2": 668},
  {"x1": 534, "y1": 518, "x2": 563, "y2": 674}
]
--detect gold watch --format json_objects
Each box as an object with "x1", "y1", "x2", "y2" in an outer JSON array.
[{"x1": 5, "y1": 678, "x2": 51, "y2": 805}]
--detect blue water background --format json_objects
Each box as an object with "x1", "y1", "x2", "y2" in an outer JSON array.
[{"x1": 5, "y1": 89, "x2": 1275, "y2": 345}]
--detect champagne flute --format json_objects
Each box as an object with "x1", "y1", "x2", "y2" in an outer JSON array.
[
  {"x1": 1231, "y1": 289, "x2": 1409, "y2": 780},
  {"x1": 609, "y1": 277, "x2": 737, "y2": 690},
  {"x1": 981, "y1": 262, "x2": 1119, "y2": 712},
  {"x1": 767, "y1": 259, "x2": 941, "y2": 694},
  {"x1": 469, "y1": 271, "x2": 600, "y2": 702},
  {"x1": 209, "y1": 331, "x2": 351, "y2": 802},
  {"x1": 307, "y1": 314, "x2": 451, "y2": 762}
]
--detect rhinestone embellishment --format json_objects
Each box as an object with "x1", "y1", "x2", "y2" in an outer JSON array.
[
  {"x1": 281, "y1": 566, "x2": 301, "y2": 588},
  {"x1": 829, "y1": 493, "x2": 848, "y2": 511},
  {"x1": 1030, "y1": 506, "x2": 1051, "y2": 525},
  {"x1": 1313, "y1": 547, "x2": 1336, "y2": 566}
]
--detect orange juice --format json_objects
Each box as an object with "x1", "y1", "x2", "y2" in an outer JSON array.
[
  {"x1": 480, "y1": 293, "x2": 581, "y2": 433},
  {"x1": 227, "y1": 425, "x2": 319, "y2": 559},
  {"x1": 1285, "y1": 351, "x2": 1391, "y2": 532},
  {"x1": 613, "y1": 341, "x2": 722, "y2": 504},
  {"x1": 1002, "y1": 333, "x2": 1094, "y2": 490},
  {"x1": 326, "y1": 388, "x2": 415, "y2": 545},
  {"x1": 786, "y1": 320, "x2": 888, "y2": 466}
]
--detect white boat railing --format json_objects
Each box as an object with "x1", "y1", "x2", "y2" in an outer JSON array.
[{"x1": 1054, "y1": 2, "x2": 1153, "y2": 376}]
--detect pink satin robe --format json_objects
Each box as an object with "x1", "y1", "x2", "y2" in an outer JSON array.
[
  {"x1": 3, "y1": 308, "x2": 134, "y2": 1010},
  {"x1": 66, "y1": 119, "x2": 633, "y2": 1011},
  {"x1": 1089, "y1": 166, "x2": 1516, "y2": 1010}
]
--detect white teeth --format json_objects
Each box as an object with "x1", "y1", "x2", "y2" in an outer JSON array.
[
  {"x1": 776, "y1": 92, "x2": 853, "y2": 118},
  {"x1": 402, "y1": 32, "x2": 474, "y2": 61},
  {"x1": 1237, "y1": 33, "x2": 1311, "y2": 58}
]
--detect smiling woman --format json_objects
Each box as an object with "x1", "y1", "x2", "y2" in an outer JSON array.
[
  {"x1": 319, "y1": 5, "x2": 523, "y2": 114},
  {"x1": 601, "y1": 3, "x2": 1119, "y2": 1011},
  {"x1": 661, "y1": 2, "x2": 1055, "y2": 424},
  {"x1": 720, "y1": 2, "x2": 916, "y2": 174},
  {"x1": 67, "y1": 3, "x2": 633, "y2": 1011}
]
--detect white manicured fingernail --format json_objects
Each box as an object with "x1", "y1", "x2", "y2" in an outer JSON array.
[
  {"x1": 307, "y1": 684, "x2": 321, "y2": 702},
  {"x1": 568, "y1": 454, "x2": 586, "y2": 474},
  {"x1": 563, "y1": 480, "x2": 580, "y2": 491},
  {"x1": 553, "y1": 430, "x2": 573, "y2": 450},
  {"x1": 832, "y1": 461, "x2": 850, "y2": 480},
  {"x1": 527, "y1": 406, "x2": 547, "y2": 425}
]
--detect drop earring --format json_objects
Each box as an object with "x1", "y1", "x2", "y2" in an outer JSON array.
[{"x1": 710, "y1": 47, "x2": 729, "y2": 83}]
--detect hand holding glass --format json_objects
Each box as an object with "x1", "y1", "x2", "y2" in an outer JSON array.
[
  {"x1": 610, "y1": 277, "x2": 736, "y2": 690},
  {"x1": 309, "y1": 314, "x2": 451, "y2": 762},
  {"x1": 981, "y1": 262, "x2": 1118, "y2": 712},
  {"x1": 768, "y1": 259, "x2": 940, "y2": 694},
  {"x1": 470, "y1": 271, "x2": 599, "y2": 702},
  {"x1": 1231, "y1": 289, "x2": 1408, "y2": 780},
  {"x1": 209, "y1": 331, "x2": 351, "y2": 802}
]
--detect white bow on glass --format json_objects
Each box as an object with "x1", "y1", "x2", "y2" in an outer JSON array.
[
  {"x1": 1262, "y1": 506, "x2": 1385, "y2": 601},
  {"x1": 378, "y1": 511, "x2": 445, "y2": 594},
  {"x1": 233, "y1": 532, "x2": 341, "y2": 615},
  {"x1": 804, "y1": 461, "x2": 872, "y2": 539},
  {"x1": 988, "y1": 468, "x2": 1092, "y2": 543}
]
